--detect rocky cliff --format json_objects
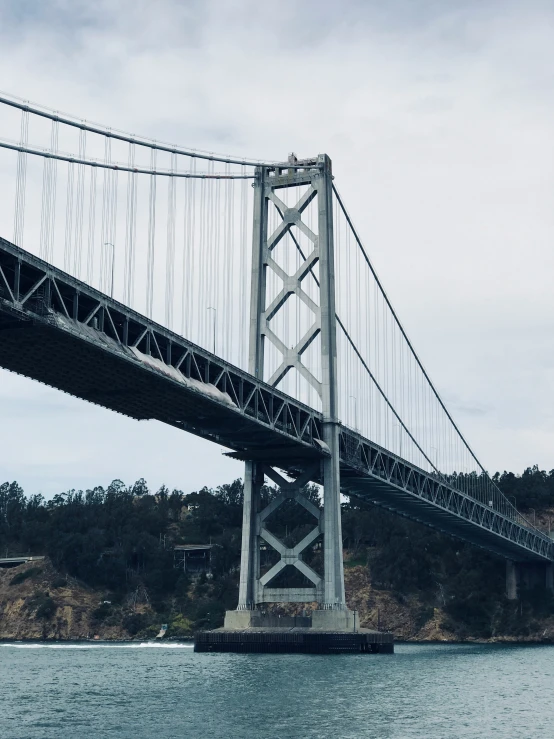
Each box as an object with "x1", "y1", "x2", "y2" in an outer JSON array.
[
  {"x1": 2, "y1": 557, "x2": 554, "y2": 642},
  {"x1": 0, "y1": 559, "x2": 146, "y2": 640},
  {"x1": 344, "y1": 564, "x2": 554, "y2": 643}
]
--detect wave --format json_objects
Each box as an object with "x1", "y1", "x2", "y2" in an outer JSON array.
[{"x1": 1, "y1": 641, "x2": 194, "y2": 649}]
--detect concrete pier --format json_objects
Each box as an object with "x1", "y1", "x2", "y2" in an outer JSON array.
[
  {"x1": 195, "y1": 628, "x2": 394, "y2": 654},
  {"x1": 506, "y1": 560, "x2": 554, "y2": 600},
  {"x1": 195, "y1": 611, "x2": 394, "y2": 654}
]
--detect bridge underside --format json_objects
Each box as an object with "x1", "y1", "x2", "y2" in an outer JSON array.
[
  {"x1": 226, "y1": 449, "x2": 550, "y2": 562},
  {"x1": 0, "y1": 316, "x2": 321, "y2": 470},
  {"x1": 0, "y1": 236, "x2": 552, "y2": 565},
  {"x1": 339, "y1": 474, "x2": 543, "y2": 562}
]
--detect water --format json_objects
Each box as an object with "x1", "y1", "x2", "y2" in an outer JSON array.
[{"x1": 1, "y1": 641, "x2": 552, "y2": 738}]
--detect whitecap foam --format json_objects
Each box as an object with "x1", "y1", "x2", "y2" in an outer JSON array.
[{"x1": 1, "y1": 641, "x2": 193, "y2": 649}]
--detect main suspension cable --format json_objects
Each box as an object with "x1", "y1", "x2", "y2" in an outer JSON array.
[
  {"x1": 332, "y1": 183, "x2": 488, "y2": 476},
  {"x1": 0, "y1": 93, "x2": 282, "y2": 167},
  {"x1": 0, "y1": 139, "x2": 256, "y2": 178}
]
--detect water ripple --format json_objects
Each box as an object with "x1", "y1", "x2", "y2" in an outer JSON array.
[{"x1": 1, "y1": 643, "x2": 552, "y2": 738}]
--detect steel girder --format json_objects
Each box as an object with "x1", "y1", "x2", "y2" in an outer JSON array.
[
  {"x1": 0, "y1": 236, "x2": 552, "y2": 564},
  {"x1": 255, "y1": 464, "x2": 323, "y2": 604},
  {"x1": 338, "y1": 430, "x2": 554, "y2": 562},
  {"x1": 0, "y1": 236, "x2": 324, "y2": 462}
]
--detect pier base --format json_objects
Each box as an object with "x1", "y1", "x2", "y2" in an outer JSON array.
[
  {"x1": 195, "y1": 628, "x2": 393, "y2": 654},
  {"x1": 195, "y1": 610, "x2": 394, "y2": 654}
]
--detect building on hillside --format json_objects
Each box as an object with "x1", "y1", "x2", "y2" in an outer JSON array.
[{"x1": 173, "y1": 544, "x2": 212, "y2": 575}]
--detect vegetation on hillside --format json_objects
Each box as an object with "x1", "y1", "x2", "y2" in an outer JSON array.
[{"x1": 0, "y1": 465, "x2": 553, "y2": 639}]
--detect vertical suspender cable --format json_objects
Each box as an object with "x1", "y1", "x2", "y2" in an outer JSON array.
[
  {"x1": 181, "y1": 157, "x2": 191, "y2": 336},
  {"x1": 64, "y1": 161, "x2": 75, "y2": 272},
  {"x1": 165, "y1": 153, "x2": 177, "y2": 328},
  {"x1": 239, "y1": 165, "x2": 247, "y2": 369},
  {"x1": 100, "y1": 136, "x2": 111, "y2": 292},
  {"x1": 124, "y1": 142, "x2": 137, "y2": 308},
  {"x1": 184, "y1": 157, "x2": 197, "y2": 339},
  {"x1": 146, "y1": 148, "x2": 157, "y2": 318},
  {"x1": 40, "y1": 119, "x2": 59, "y2": 260},
  {"x1": 13, "y1": 109, "x2": 29, "y2": 247},
  {"x1": 86, "y1": 165, "x2": 97, "y2": 285},
  {"x1": 74, "y1": 128, "x2": 87, "y2": 278}
]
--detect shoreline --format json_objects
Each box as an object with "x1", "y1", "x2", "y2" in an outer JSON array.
[{"x1": 2, "y1": 636, "x2": 553, "y2": 646}]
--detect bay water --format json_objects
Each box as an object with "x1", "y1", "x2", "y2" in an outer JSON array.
[{"x1": 1, "y1": 642, "x2": 552, "y2": 738}]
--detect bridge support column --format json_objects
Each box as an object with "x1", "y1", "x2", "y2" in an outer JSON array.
[
  {"x1": 318, "y1": 156, "x2": 347, "y2": 612},
  {"x1": 321, "y1": 420, "x2": 346, "y2": 610},
  {"x1": 506, "y1": 561, "x2": 554, "y2": 600},
  {"x1": 506, "y1": 560, "x2": 519, "y2": 600},
  {"x1": 236, "y1": 461, "x2": 262, "y2": 611},
  {"x1": 225, "y1": 462, "x2": 326, "y2": 628}
]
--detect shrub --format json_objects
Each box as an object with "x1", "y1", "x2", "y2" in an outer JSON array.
[
  {"x1": 91, "y1": 602, "x2": 112, "y2": 624},
  {"x1": 122, "y1": 612, "x2": 148, "y2": 636},
  {"x1": 9, "y1": 567, "x2": 42, "y2": 586},
  {"x1": 33, "y1": 593, "x2": 57, "y2": 620},
  {"x1": 51, "y1": 577, "x2": 67, "y2": 589},
  {"x1": 169, "y1": 614, "x2": 193, "y2": 637},
  {"x1": 191, "y1": 599, "x2": 225, "y2": 630}
]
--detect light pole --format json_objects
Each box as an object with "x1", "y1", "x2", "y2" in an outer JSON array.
[
  {"x1": 349, "y1": 395, "x2": 357, "y2": 431},
  {"x1": 104, "y1": 242, "x2": 115, "y2": 298},
  {"x1": 529, "y1": 508, "x2": 536, "y2": 527},
  {"x1": 207, "y1": 306, "x2": 216, "y2": 354}
]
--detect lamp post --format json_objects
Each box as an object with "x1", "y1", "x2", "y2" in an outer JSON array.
[
  {"x1": 104, "y1": 242, "x2": 115, "y2": 298},
  {"x1": 207, "y1": 306, "x2": 216, "y2": 354},
  {"x1": 529, "y1": 508, "x2": 537, "y2": 527}
]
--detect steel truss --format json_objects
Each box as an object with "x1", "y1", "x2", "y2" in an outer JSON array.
[
  {"x1": 339, "y1": 430, "x2": 553, "y2": 561},
  {"x1": 0, "y1": 235, "x2": 552, "y2": 564},
  {"x1": 253, "y1": 464, "x2": 323, "y2": 604},
  {"x1": 0, "y1": 236, "x2": 323, "y2": 463}
]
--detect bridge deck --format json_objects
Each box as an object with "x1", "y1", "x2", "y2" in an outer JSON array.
[{"x1": 0, "y1": 236, "x2": 551, "y2": 563}]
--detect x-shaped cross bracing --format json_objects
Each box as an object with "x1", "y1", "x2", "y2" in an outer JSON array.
[
  {"x1": 262, "y1": 186, "x2": 322, "y2": 398},
  {"x1": 257, "y1": 465, "x2": 323, "y2": 592}
]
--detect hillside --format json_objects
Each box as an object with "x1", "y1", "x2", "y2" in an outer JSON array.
[
  {"x1": 3, "y1": 554, "x2": 554, "y2": 643},
  {"x1": 0, "y1": 559, "x2": 127, "y2": 640},
  {"x1": 1, "y1": 468, "x2": 553, "y2": 642}
]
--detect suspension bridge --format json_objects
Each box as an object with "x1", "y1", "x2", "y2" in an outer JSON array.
[{"x1": 0, "y1": 94, "x2": 551, "y2": 622}]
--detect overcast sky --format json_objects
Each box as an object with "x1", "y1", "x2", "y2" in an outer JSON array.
[{"x1": 1, "y1": 0, "x2": 553, "y2": 497}]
